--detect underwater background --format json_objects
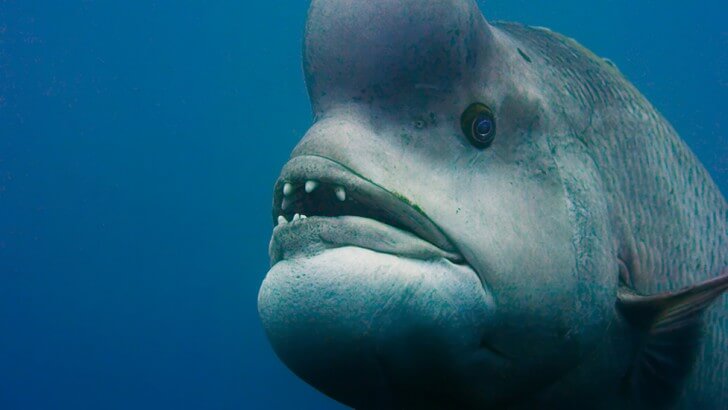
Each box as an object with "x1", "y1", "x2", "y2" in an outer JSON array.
[{"x1": 0, "y1": 1, "x2": 725, "y2": 409}]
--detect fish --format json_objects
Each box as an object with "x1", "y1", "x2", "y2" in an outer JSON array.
[{"x1": 257, "y1": 0, "x2": 728, "y2": 408}]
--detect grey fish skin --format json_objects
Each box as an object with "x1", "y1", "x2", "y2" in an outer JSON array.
[
  {"x1": 258, "y1": 1, "x2": 727, "y2": 409},
  {"x1": 496, "y1": 23, "x2": 728, "y2": 409}
]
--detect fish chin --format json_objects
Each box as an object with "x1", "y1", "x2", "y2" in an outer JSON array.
[{"x1": 257, "y1": 246, "x2": 501, "y2": 408}]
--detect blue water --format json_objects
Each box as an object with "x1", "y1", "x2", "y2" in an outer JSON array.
[{"x1": 0, "y1": 1, "x2": 725, "y2": 409}]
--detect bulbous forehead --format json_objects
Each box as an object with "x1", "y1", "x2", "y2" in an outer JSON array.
[{"x1": 304, "y1": 0, "x2": 493, "y2": 110}]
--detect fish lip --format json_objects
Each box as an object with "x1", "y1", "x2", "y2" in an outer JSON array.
[
  {"x1": 269, "y1": 215, "x2": 464, "y2": 266},
  {"x1": 271, "y1": 155, "x2": 463, "y2": 260}
]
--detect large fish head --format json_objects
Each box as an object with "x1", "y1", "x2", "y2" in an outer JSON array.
[{"x1": 258, "y1": 0, "x2": 617, "y2": 407}]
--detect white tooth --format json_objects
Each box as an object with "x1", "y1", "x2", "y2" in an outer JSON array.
[
  {"x1": 300, "y1": 215, "x2": 307, "y2": 219},
  {"x1": 283, "y1": 183, "x2": 293, "y2": 196},
  {"x1": 277, "y1": 215, "x2": 287, "y2": 225},
  {"x1": 305, "y1": 180, "x2": 319, "y2": 193},
  {"x1": 335, "y1": 187, "x2": 346, "y2": 202},
  {"x1": 281, "y1": 198, "x2": 290, "y2": 210},
  {"x1": 293, "y1": 213, "x2": 300, "y2": 221}
]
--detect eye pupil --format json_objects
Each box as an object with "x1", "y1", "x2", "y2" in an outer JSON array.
[
  {"x1": 475, "y1": 116, "x2": 492, "y2": 137},
  {"x1": 460, "y1": 103, "x2": 496, "y2": 149}
]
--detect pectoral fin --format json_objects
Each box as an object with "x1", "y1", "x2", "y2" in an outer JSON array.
[{"x1": 616, "y1": 269, "x2": 728, "y2": 407}]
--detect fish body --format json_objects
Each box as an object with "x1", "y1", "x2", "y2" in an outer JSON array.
[{"x1": 258, "y1": 1, "x2": 727, "y2": 408}]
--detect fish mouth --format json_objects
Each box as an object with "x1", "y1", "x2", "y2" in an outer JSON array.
[{"x1": 270, "y1": 155, "x2": 464, "y2": 265}]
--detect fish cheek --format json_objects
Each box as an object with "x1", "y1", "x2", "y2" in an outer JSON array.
[
  {"x1": 487, "y1": 184, "x2": 585, "y2": 362},
  {"x1": 467, "y1": 135, "x2": 615, "y2": 391}
]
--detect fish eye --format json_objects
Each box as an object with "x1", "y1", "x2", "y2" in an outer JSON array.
[{"x1": 461, "y1": 103, "x2": 496, "y2": 148}]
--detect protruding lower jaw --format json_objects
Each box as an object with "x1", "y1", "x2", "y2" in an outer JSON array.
[
  {"x1": 259, "y1": 155, "x2": 501, "y2": 408},
  {"x1": 258, "y1": 245, "x2": 496, "y2": 409}
]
